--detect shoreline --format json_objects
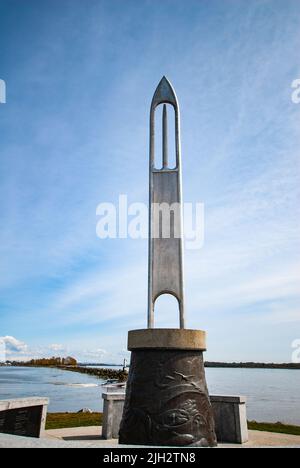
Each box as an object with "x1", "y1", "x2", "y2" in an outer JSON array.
[
  {"x1": 81, "y1": 362, "x2": 300, "y2": 370},
  {"x1": 57, "y1": 365, "x2": 128, "y2": 381},
  {"x1": 3, "y1": 362, "x2": 300, "y2": 371},
  {"x1": 0, "y1": 364, "x2": 128, "y2": 382},
  {"x1": 204, "y1": 362, "x2": 300, "y2": 370}
]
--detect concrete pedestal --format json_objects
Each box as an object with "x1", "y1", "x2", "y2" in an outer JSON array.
[
  {"x1": 211, "y1": 395, "x2": 248, "y2": 444},
  {"x1": 102, "y1": 392, "x2": 125, "y2": 439},
  {"x1": 119, "y1": 329, "x2": 217, "y2": 447}
]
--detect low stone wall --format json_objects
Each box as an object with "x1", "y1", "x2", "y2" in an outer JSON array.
[
  {"x1": 102, "y1": 392, "x2": 126, "y2": 439},
  {"x1": 0, "y1": 398, "x2": 49, "y2": 438},
  {"x1": 210, "y1": 395, "x2": 248, "y2": 444},
  {"x1": 102, "y1": 390, "x2": 248, "y2": 444}
]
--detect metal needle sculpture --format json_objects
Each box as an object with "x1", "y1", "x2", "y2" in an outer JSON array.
[
  {"x1": 148, "y1": 77, "x2": 185, "y2": 329},
  {"x1": 119, "y1": 77, "x2": 217, "y2": 447}
]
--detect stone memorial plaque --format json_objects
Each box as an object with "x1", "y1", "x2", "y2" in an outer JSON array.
[{"x1": 0, "y1": 405, "x2": 43, "y2": 438}]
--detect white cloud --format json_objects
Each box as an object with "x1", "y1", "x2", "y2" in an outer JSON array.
[
  {"x1": 0, "y1": 336, "x2": 123, "y2": 364},
  {"x1": 15, "y1": 345, "x2": 111, "y2": 363},
  {"x1": 0, "y1": 336, "x2": 28, "y2": 355}
]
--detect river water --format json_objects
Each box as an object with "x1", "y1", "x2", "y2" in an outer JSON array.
[{"x1": 0, "y1": 366, "x2": 299, "y2": 424}]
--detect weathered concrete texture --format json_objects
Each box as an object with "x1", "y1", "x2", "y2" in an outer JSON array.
[
  {"x1": 102, "y1": 384, "x2": 126, "y2": 393},
  {"x1": 210, "y1": 395, "x2": 248, "y2": 444},
  {"x1": 128, "y1": 329, "x2": 206, "y2": 351},
  {"x1": 102, "y1": 392, "x2": 126, "y2": 439},
  {"x1": 1, "y1": 429, "x2": 300, "y2": 448},
  {"x1": 0, "y1": 431, "x2": 118, "y2": 448},
  {"x1": 47, "y1": 425, "x2": 107, "y2": 442},
  {"x1": 0, "y1": 397, "x2": 49, "y2": 438},
  {"x1": 244, "y1": 430, "x2": 300, "y2": 448},
  {"x1": 0, "y1": 397, "x2": 48, "y2": 412}
]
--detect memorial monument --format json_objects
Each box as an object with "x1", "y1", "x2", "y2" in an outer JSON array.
[{"x1": 119, "y1": 77, "x2": 217, "y2": 447}]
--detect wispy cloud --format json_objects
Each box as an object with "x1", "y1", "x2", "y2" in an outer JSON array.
[
  {"x1": 0, "y1": 0, "x2": 299, "y2": 362},
  {"x1": 0, "y1": 335, "x2": 126, "y2": 363},
  {"x1": 0, "y1": 336, "x2": 28, "y2": 356}
]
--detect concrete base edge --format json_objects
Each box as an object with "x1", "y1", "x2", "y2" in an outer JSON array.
[{"x1": 128, "y1": 328, "x2": 206, "y2": 351}]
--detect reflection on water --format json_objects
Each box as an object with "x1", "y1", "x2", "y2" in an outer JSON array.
[{"x1": 0, "y1": 366, "x2": 299, "y2": 424}]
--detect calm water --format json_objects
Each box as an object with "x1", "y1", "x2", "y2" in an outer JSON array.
[
  {"x1": 0, "y1": 366, "x2": 299, "y2": 424},
  {"x1": 0, "y1": 367, "x2": 106, "y2": 413}
]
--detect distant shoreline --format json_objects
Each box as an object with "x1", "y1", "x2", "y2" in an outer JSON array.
[
  {"x1": 79, "y1": 362, "x2": 300, "y2": 370},
  {"x1": 204, "y1": 362, "x2": 300, "y2": 370},
  {"x1": 1, "y1": 362, "x2": 299, "y2": 371}
]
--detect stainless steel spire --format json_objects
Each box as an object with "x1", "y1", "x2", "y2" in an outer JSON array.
[
  {"x1": 148, "y1": 76, "x2": 185, "y2": 329},
  {"x1": 120, "y1": 78, "x2": 217, "y2": 449}
]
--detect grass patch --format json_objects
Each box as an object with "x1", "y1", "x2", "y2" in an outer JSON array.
[
  {"x1": 248, "y1": 421, "x2": 300, "y2": 436},
  {"x1": 46, "y1": 413, "x2": 300, "y2": 436},
  {"x1": 46, "y1": 412, "x2": 103, "y2": 430}
]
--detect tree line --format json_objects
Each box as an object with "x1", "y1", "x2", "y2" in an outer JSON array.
[{"x1": 8, "y1": 356, "x2": 78, "y2": 367}]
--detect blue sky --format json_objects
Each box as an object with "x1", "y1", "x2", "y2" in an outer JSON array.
[{"x1": 0, "y1": 0, "x2": 299, "y2": 363}]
